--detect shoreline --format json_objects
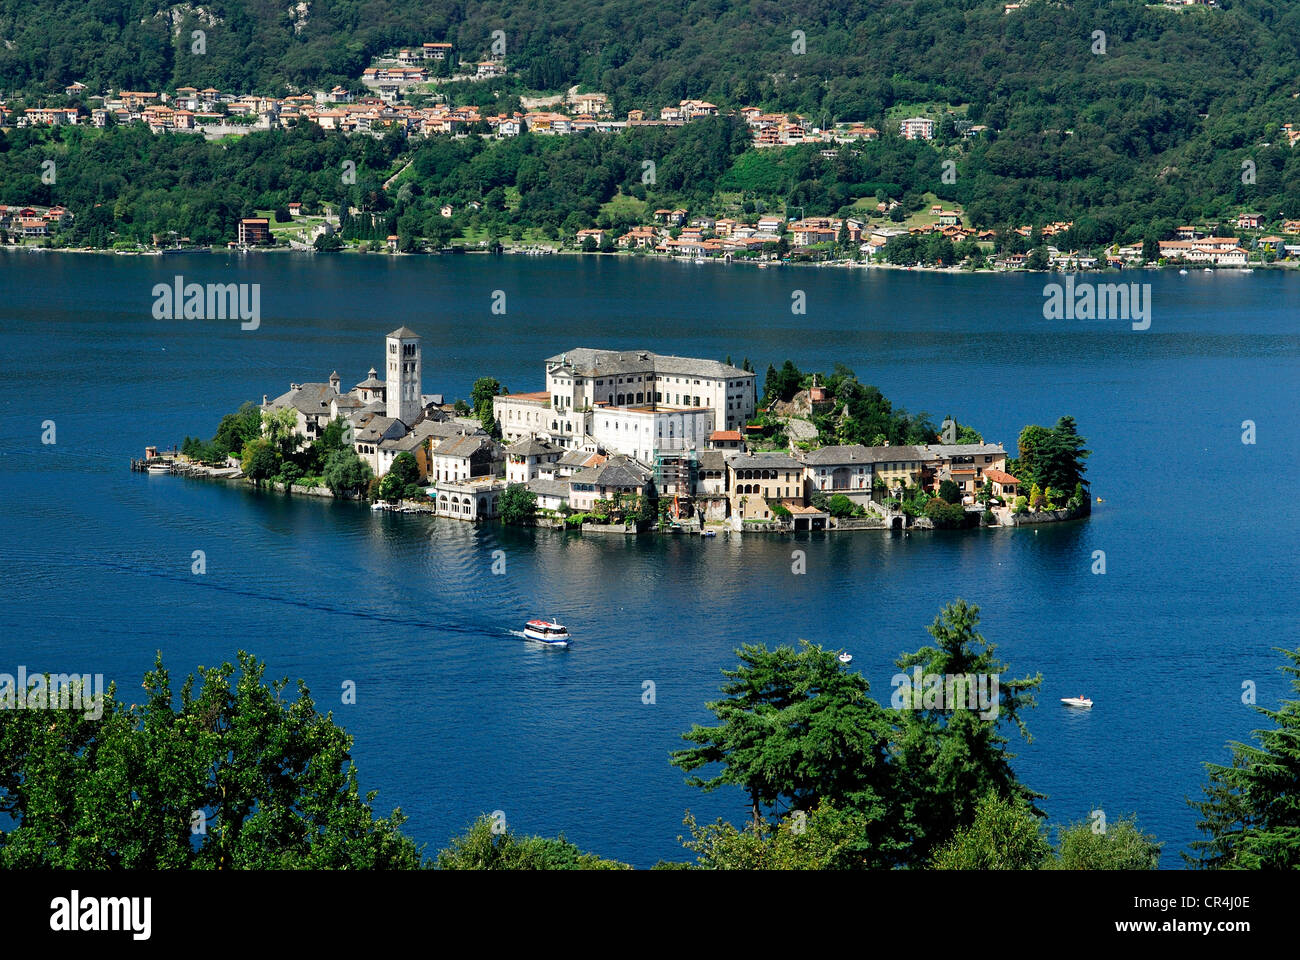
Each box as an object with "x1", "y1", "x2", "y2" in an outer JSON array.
[
  {"x1": 139, "y1": 454, "x2": 1090, "y2": 533},
  {"x1": 3, "y1": 243, "x2": 1290, "y2": 274}
]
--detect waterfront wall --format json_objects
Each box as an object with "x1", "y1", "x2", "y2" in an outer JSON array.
[
  {"x1": 831, "y1": 517, "x2": 889, "y2": 530},
  {"x1": 1007, "y1": 503, "x2": 1090, "y2": 525},
  {"x1": 581, "y1": 521, "x2": 640, "y2": 535}
]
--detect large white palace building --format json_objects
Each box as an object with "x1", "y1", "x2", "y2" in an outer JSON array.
[{"x1": 493, "y1": 348, "x2": 756, "y2": 459}]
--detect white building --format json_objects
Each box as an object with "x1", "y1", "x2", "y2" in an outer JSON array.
[
  {"x1": 385, "y1": 326, "x2": 422, "y2": 426},
  {"x1": 544, "y1": 348, "x2": 755, "y2": 430},
  {"x1": 900, "y1": 117, "x2": 935, "y2": 140},
  {"x1": 591, "y1": 406, "x2": 714, "y2": 464},
  {"x1": 505, "y1": 435, "x2": 563, "y2": 484}
]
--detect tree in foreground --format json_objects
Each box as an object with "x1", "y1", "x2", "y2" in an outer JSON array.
[
  {"x1": 1187, "y1": 646, "x2": 1300, "y2": 869},
  {"x1": 436, "y1": 815, "x2": 628, "y2": 870},
  {"x1": 931, "y1": 791, "x2": 1051, "y2": 870},
  {"x1": 0, "y1": 652, "x2": 424, "y2": 868},
  {"x1": 1054, "y1": 815, "x2": 1162, "y2": 870},
  {"x1": 669, "y1": 640, "x2": 901, "y2": 864},
  {"x1": 891, "y1": 599, "x2": 1043, "y2": 861},
  {"x1": 680, "y1": 800, "x2": 880, "y2": 870}
]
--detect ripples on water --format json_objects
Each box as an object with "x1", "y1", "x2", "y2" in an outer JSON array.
[{"x1": 1, "y1": 253, "x2": 1297, "y2": 866}]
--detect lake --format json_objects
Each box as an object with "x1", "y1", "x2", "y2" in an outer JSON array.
[{"x1": 2, "y1": 250, "x2": 1297, "y2": 867}]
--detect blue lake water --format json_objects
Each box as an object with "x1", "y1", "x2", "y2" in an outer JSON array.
[{"x1": 1, "y1": 251, "x2": 1297, "y2": 867}]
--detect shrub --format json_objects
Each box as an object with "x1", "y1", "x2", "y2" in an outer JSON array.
[
  {"x1": 770, "y1": 502, "x2": 792, "y2": 518},
  {"x1": 377, "y1": 472, "x2": 406, "y2": 502},
  {"x1": 1013, "y1": 495, "x2": 1028, "y2": 515},
  {"x1": 924, "y1": 497, "x2": 967, "y2": 529},
  {"x1": 499, "y1": 485, "x2": 538, "y2": 525},
  {"x1": 277, "y1": 462, "x2": 304, "y2": 488},
  {"x1": 1028, "y1": 483, "x2": 1046, "y2": 511},
  {"x1": 826, "y1": 494, "x2": 856, "y2": 518},
  {"x1": 938, "y1": 479, "x2": 962, "y2": 504}
]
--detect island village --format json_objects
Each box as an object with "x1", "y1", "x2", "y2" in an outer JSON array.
[{"x1": 142, "y1": 325, "x2": 1083, "y2": 534}]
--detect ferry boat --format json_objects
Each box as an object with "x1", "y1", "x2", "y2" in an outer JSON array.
[
  {"x1": 523, "y1": 619, "x2": 570, "y2": 647},
  {"x1": 1060, "y1": 695, "x2": 1093, "y2": 708}
]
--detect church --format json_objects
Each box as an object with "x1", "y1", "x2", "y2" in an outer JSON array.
[{"x1": 261, "y1": 326, "x2": 484, "y2": 480}]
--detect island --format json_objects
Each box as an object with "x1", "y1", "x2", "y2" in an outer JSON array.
[{"x1": 145, "y1": 325, "x2": 1092, "y2": 534}]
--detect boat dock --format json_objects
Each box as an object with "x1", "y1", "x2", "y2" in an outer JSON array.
[{"x1": 130, "y1": 446, "x2": 241, "y2": 479}]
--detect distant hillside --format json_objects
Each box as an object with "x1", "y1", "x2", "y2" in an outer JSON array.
[
  {"x1": 5, "y1": 1, "x2": 1300, "y2": 241},
  {"x1": 3, "y1": 2, "x2": 1299, "y2": 119}
]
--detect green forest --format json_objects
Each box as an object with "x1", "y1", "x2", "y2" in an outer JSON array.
[{"x1": 5, "y1": 1, "x2": 1300, "y2": 246}]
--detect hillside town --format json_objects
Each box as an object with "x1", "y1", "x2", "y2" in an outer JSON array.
[
  {"x1": 4, "y1": 40, "x2": 1296, "y2": 266},
  {"x1": 213, "y1": 326, "x2": 1048, "y2": 532}
]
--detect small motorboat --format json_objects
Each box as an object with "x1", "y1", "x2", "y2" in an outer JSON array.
[
  {"x1": 146, "y1": 461, "x2": 170, "y2": 474},
  {"x1": 838, "y1": 652, "x2": 853, "y2": 664},
  {"x1": 701, "y1": 529, "x2": 716, "y2": 537},
  {"x1": 1061, "y1": 695, "x2": 1093, "y2": 708},
  {"x1": 370, "y1": 502, "x2": 385, "y2": 510},
  {"x1": 1178, "y1": 269, "x2": 1188, "y2": 275},
  {"x1": 523, "y1": 619, "x2": 570, "y2": 647}
]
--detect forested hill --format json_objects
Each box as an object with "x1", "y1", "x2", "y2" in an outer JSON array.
[
  {"x1": 5, "y1": 1, "x2": 1300, "y2": 243},
  {"x1": 2, "y1": 0, "x2": 1298, "y2": 123}
]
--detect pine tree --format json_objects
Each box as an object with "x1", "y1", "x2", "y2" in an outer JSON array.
[{"x1": 1188, "y1": 646, "x2": 1300, "y2": 869}]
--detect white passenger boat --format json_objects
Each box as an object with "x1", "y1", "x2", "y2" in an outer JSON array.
[
  {"x1": 523, "y1": 619, "x2": 570, "y2": 646},
  {"x1": 1060, "y1": 695, "x2": 1093, "y2": 708}
]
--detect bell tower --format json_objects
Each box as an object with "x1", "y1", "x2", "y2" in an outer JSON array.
[{"x1": 385, "y1": 326, "x2": 422, "y2": 425}]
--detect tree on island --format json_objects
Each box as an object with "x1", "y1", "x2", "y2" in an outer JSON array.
[
  {"x1": 1012, "y1": 417, "x2": 1090, "y2": 494},
  {"x1": 470, "y1": 377, "x2": 505, "y2": 436},
  {"x1": 0, "y1": 652, "x2": 425, "y2": 869},
  {"x1": 308, "y1": 416, "x2": 349, "y2": 470},
  {"x1": 762, "y1": 360, "x2": 804, "y2": 405},
  {"x1": 376, "y1": 471, "x2": 406, "y2": 502},
  {"x1": 240, "y1": 437, "x2": 280, "y2": 485},
  {"x1": 1188, "y1": 645, "x2": 1300, "y2": 869},
  {"x1": 323, "y1": 447, "x2": 373, "y2": 498},
  {"x1": 499, "y1": 485, "x2": 538, "y2": 526},
  {"x1": 261, "y1": 407, "x2": 301, "y2": 458},
  {"x1": 386, "y1": 451, "x2": 423, "y2": 499}
]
